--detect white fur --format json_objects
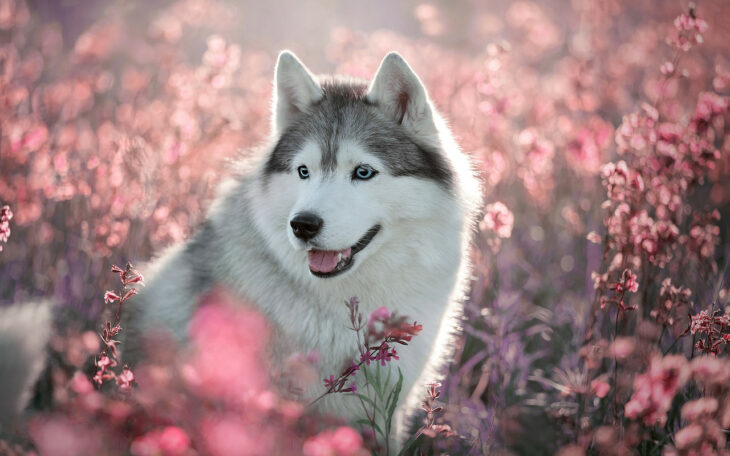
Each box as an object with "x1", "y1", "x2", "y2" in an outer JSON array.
[
  {"x1": 272, "y1": 51, "x2": 323, "y2": 135},
  {"x1": 123, "y1": 51, "x2": 482, "y2": 447}
]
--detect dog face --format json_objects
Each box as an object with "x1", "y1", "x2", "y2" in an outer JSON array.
[{"x1": 253, "y1": 51, "x2": 455, "y2": 281}]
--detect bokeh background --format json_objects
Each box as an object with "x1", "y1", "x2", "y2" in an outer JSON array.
[{"x1": 1, "y1": 0, "x2": 730, "y2": 454}]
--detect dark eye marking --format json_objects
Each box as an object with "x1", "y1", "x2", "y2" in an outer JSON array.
[
  {"x1": 352, "y1": 164, "x2": 378, "y2": 181},
  {"x1": 297, "y1": 165, "x2": 310, "y2": 179}
]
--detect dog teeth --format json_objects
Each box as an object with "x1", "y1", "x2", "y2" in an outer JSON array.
[{"x1": 337, "y1": 252, "x2": 342, "y2": 262}]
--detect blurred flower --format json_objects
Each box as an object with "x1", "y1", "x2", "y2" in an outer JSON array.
[
  {"x1": 0, "y1": 204, "x2": 12, "y2": 251},
  {"x1": 414, "y1": 3, "x2": 444, "y2": 37},
  {"x1": 29, "y1": 417, "x2": 105, "y2": 455},
  {"x1": 130, "y1": 426, "x2": 190, "y2": 456},
  {"x1": 681, "y1": 397, "x2": 718, "y2": 421},
  {"x1": 624, "y1": 354, "x2": 689, "y2": 426},
  {"x1": 668, "y1": 8, "x2": 708, "y2": 52},
  {"x1": 187, "y1": 288, "x2": 270, "y2": 400},
  {"x1": 302, "y1": 426, "x2": 364, "y2": 456},
  {"x1": 480, "y1": 201, "x2": 514, "y2": 239}
]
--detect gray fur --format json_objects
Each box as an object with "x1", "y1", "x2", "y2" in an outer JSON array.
[
  {"x1": 264, "y1": 79, "x2": 453, "y2": 188},
  {"x1": 0, "y1": 301, "x2": 52, "y2": 430},
  {"x1": 183, "y1": 220, "x2": 217, "y2": 293}
]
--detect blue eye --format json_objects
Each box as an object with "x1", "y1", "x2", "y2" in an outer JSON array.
[
  {"x1": 297, "y1": 165, "x2": 310, "y2": 179},
  {"x1": 353, "y1": 165, "x2": 377, "y2": 180}
]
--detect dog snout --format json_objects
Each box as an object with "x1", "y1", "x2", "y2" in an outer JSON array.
[{"x1": 290, "y1": 212, "x2": 323, "y2": 241}]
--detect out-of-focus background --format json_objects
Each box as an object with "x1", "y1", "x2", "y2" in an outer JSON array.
[{"x1": 1, "y1": 0, "x2": 730, "y2": 454}]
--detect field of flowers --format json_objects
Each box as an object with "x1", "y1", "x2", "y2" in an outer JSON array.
[{"x1": 1, "y1": 0, "x2": 729, "y2": 454}]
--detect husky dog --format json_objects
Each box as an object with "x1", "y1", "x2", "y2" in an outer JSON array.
[{"x1": 122, "y1": 51, "x2": 481, "y2": 442}]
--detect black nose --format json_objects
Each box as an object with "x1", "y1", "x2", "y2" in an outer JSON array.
[{"x1": 290, "y1": 212, "x2": 323, "y2": 241}]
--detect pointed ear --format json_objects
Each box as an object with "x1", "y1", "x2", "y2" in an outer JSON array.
[
  {"x1": 272, "y1": 51, "x2": 323, "y2": 135},
  {"x1": 366, "y1": 52, "x2": 437, "y2": 138}
]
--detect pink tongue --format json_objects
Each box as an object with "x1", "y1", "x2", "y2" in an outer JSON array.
[{"x1": 308, "y1": 248, "x2": 351, "y2": 273}]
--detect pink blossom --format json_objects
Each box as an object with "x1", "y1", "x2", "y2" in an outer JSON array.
[
  {"x1": 70, "y1": 371, "x2": 93, "y2": 395},
  {"x1": 609, "y1": 337, "x2": 635, "y2": 359},
  {"x1": 131, "y1": 426, "x2": 190, "y2": 456},
  {"x1": 673, "y1": 424, "x2": 703, "y2": 450},
  {"x1": 368, "y1": 305, "x2": 391, "y2": 324},
  {"x1": 624, "y1": 354, "x2": 689, "y2": 425},
  {"x1": 0, "y1": 205, "x2": 12, "y2": 251},
  {"x1": 115, "y1": 366, "x2": 135, "y2": 392},
  {"x1": 681, "y1": 397, "x2": 718, "y2": 422},
  {"x1": 586, "y1": 231, "x2": 601, "y2": 244},
  {"x1": 480, "y1": 201, "x2": 514, "y2": 239},
  {"x1": 29, "y1": 417, "x2": 104, "y2": 456},
  {"x1": 201, "y1": 415, "x2": 274, "y2": 456},
  {"x1": 104, "y1": 291, "x2": 120, "y2": 304},
  {"x1": 589, "y1": 379, "x2": 610, "y2": 398},
  {"x1": 690, "y1": 357, "x2": 730, "y2": 387},
  {"x1": 302, "y1": 426, "x2": 363, "y2": 456},
  {"x1": 669, "y1": 10, "x2": 709, "y2": 51},
  {"x1": 187, "y1": 288, "x2": 270, "y2": 400},
  {"x1": 616, "y1": 268, "x2": 639, "y2": 293}
]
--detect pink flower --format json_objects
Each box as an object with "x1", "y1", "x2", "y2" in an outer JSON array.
[
  {"x1": 690, "y1": 310, "x2": 713, "y2": 335},
  {"x1": 116, "y1": 366, "x2": 135, "y2": 392},
  {"x1": 368, "y1": 306, "x2": 391, "y2": 324},
  {"x1": 96, "y1": 354, "x2": 114, "y2": 369},
  {"x1": 673, "y1": 424, "x2": 703, "y2": 450},
  {"x1": 70, "y1": 371, "x2": 94, "y2": 395},
  {"x1": 187, "y1": 288, "x2": 270, "y2": 400},
  {"x1": 681, "y1": 398, "x2": 718, "y2": 421},
  {"x1": 131, "y1": 426, "x2": 190, "y2": 456},
  {"x1": 480, "y1": 201, "x2": 514, "y2": 239},
  {"x1": 104, "y1": 291, "x2": 120, "y2": 304},
  {"x1": 616, "y1": 268, "x2": 639, "y2": 293},
  {"x1": 624, "y1": 354, "x2": 689, "y2": 425},
  {"x1": 660, "y1": 61, "x2": 675, "y2": 75},
  {"x1": 590, "y1": 379, "x2": 610, "y2": 398},
  {"x1": 690, "y1": 357, "x2": 730, "y2": 387},
  {"x1": 330, "y1": 427, "x2": 363, "y2": 455},
  {"x1": 609, "y1": 337, "x2": 635, "y2": 359},
  {"x1": 344, "y1": 381, "x2": 357, "y2": 395},
  {"x1": 586, "y1": 231, "x2": 601, "y2": 244},
  {"x1": 669, "y1": 10, "x2": 709, "y2": 51},
  {"x1": 29, "y1": 417, "x2": 104, "y2": 456},
  {"x1": 323, "y1": 374, "x2": 337, "y2": 389},
  {"x1": 0, "y1": 205, "x2": 12, "y2": 251},
  {"x1": 201, "y1": 414, "x2": 274, "y2": 456},
  {"x1": 302, "y1": 426, "x2": 363, "y2": 456}
]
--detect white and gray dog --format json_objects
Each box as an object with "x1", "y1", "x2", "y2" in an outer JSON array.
[{"x1": 120, "y1": 50, "x2": 482, "y2": 443}]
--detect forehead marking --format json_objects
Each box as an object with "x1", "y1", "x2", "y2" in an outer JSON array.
[{"x1": 263, "y1": 80, "x2": 453, "y2": 189}]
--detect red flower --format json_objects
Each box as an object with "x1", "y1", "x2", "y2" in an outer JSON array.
[
  {"x1": 323, "y1": 375, "x2": 337, "y2": 389},
  {"x1": 104, "y1": 291, "x2": 120, "y2": 304}
]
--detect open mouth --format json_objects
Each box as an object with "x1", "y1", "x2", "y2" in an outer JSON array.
[{"x1": 307, "y1": 225, "x2": 381, "y2": 278}]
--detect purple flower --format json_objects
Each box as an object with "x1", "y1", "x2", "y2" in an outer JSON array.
[{"x1": 323, "y1": 374, "x2": 337, "y2": 389}]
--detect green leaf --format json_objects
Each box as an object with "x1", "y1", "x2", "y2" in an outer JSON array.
[
  {"x1": 355, "y1": 418, "x2": 372, "y2": 427},
  {"x1": 374, "y1": 362, "x2": 383, "y2": 399},
  {"x1": 384, "y1": 364, "x2": 393, "y2": 393},
  {"x1": 356, "y1": 417, "x2": 385, "y2": 439},
  {"x1": 362, "y1": 364, "x2": 370, "y2": 384},
  {"x1": 385, "y1": 367, "x2": 404, "y2": 439},
  {"x1": 384, "y1": 367, "x2": 397, "y2": 414},
  {"x1": 356, "y1": 393, "x2": 383, "y2": 416},
  {"x1": 396, "y1": 429, "x2": 423, "y2": 456}
]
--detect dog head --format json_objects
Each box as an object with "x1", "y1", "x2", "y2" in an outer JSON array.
[{"x1": 252, "y1": 51, "x2": 460, "y2": 282}]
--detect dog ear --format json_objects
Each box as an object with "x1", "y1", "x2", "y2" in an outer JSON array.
[
  {"x1": 272, "y1": 50, "x2": 323, "y2": 135},
  {"x1": 366, "y1": 52, "x2": 437, "y2": 139}
]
